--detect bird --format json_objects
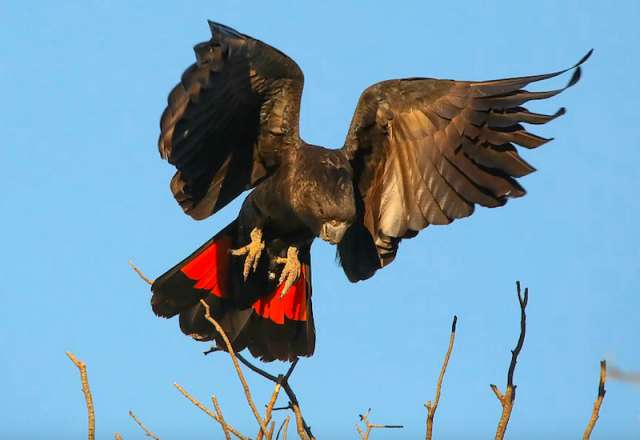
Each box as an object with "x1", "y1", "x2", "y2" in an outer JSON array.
[{"x1": 150, "y1": 21, "x2": 590, "y2": 362}]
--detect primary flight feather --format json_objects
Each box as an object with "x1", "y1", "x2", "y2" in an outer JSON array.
[{"x1": 151, "y1": 21, "x2": 590, "y2": 361}]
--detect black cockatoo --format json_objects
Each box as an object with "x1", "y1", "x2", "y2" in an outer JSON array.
[{"x1": 151, "y1": 21, "x2": 590, "y2": 361}]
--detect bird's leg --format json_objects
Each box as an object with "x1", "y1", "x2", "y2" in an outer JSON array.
[
  {"x1": 275, "y1": 246, "x2": 301, "y2": 297},
  {"x1": 230, "y1": 227, "x2": 265, "y2": 281}
]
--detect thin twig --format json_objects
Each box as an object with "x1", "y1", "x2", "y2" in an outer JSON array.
[
  {"x1": 283, "y1": 416, "x2": 291, "y2": 440},
  {"x1": 425, "y1": 315, "x2": 458, "y2": 440},
  {"x1": 490, "y1": 281, "x2": 529, "y2": 440},
  {"x1": 285, "y1": 358, "x2": 299, "y2": 381},
  {"x1": 357, "y1": 409, "x2": 403, "y2": 440},
  {"x1": 258, "y1": 382, "x2": 282, "y2": 440},
  {"x1": 174, "y1": 383, "x2": 247, "y2": 440},
  {"x1": 212, "y1": 395, "x2": 232, "y2": 440},
  {"x1": 583, "y1": 360, "x2": 607, "y2": 440},
  {"x1": 276, "y1": 416, "x2": 291, "y2": 440},
  {"x1": 203, "y1": 346, "x2": 222, "y2": 355},
  {"x1": 128, "y1": 410, "x2": 160, "y2": 440},
  {"x1": 66, "y1": 352, "x2": 95, "y2": 440},
  {"x1": 128, "y1": 260, "x2": 154, "y2": 285},
  {"x1": 357, "y1": 423, "x2": 365, "y2": 440},
  {"x1": 236, "y1": 353, "x2": 279, "y2": 381},
  {"x1": 199, "y1": 300, "x2": 269, "y2": 436},
  {"x1": 174, "y1": 383, "x2": 217, "y2": 419}
]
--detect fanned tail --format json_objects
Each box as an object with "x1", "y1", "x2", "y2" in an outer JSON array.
[{"x1": 151, "y1": 220, "x2": 315, "y2": 362}]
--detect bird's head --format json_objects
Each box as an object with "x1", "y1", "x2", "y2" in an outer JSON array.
[{"x1": 294, "y1": 149, "x2": 356, "y2": 244}]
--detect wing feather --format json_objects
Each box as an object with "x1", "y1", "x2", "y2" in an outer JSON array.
[
  {"x1": 159, "y1": 22, "x2": 304, "y2": 220},
  {"x1": 339, "y1": 51, "x2": 591, "y2": 280}
]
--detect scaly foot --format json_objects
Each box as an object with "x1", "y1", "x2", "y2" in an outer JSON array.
[
  {"x1": 230, "y1": 227, "x2": 265, "y2": 281},
  {"x1": 275, "y1": 246, "x2": 301, "y2": 297}
]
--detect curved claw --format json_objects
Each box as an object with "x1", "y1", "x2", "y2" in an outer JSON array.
[
  {"x1": 230, "y1": 227, "x2": 265, "y2": 281},
  {"x1": 275, "y1": 246, "x2": 301, "y2": 297}
]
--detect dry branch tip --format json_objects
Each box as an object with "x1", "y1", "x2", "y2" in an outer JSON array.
[
  {"x1": 128, "y1": 260, "x2": 154, "y2": 285},
  {"x1": 66, "y1": 351, "x2": 95, "y2": 440},
  {"x1": 491, "y1": 282, "x2": 529, "y2": 440},
  {"x1": 128, "y1": 410, "x2": 160, "y2": 440},
  {"x1": 583, "y1": 360, "x2": 607, "y2": 440}
]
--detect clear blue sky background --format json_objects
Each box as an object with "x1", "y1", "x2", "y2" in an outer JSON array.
[{"x1": 2, "y1": 1, "x2": 639, "y2": 439}]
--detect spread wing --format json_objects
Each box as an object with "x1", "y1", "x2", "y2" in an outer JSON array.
[
  {"x1": 159, "y1": 22, "x2": 304, "y2": 220},
  {"x1": 338, "y1": 51, "x2": 592, "y2": 281}
]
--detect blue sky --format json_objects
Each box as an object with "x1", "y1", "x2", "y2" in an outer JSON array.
[{"x1": 2, "y1": 1, "x2": 639, "y2": 438}]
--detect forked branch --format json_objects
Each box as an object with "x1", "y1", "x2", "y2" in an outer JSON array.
[
  {"x1": 490, "y1": 281, "x2": 529, "y2": 440},
  {"x1": 356, "y1": 408, "x2": 403, "y2": 440},
  {"x1": 235, "y1": 353, "x2": 314, "y2": 440},
  {"x1": 211, "y1": 395, "x2": 233, "y2": 440},
  {"x1": 425, "y1": 315, "x2": 457, "y2": 440},
  {"x1": 174, "y1": 383, "x2": 247, "y2": 440}
]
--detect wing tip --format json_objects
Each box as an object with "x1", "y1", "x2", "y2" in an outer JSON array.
[
  {"x1": 207, "y1": 20, "x2": 245, "y2": 41},
  {"x1": 577, "y1": 49, "x2": 594, "y2": 67},
  {"x1": 566, "y1": 49, "x2": 593, "y2": 88},
  {"x1": 567, "y1": 66, "x2": 582, "y2": 88}
]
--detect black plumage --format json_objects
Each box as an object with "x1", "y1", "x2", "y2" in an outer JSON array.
[{"x1": 150, "y1": 21, "x2": 590, "y2": 361}]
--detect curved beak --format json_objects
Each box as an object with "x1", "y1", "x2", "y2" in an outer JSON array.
[{"x1": 320, "y1": 221, "x2": 349, "y2": 245}]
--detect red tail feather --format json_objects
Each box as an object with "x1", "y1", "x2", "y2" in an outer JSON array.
[
  {"x1": 178, "y1": 236, "x2": 310, "y2": 324},
  {"x1": 151, "y1": 220, "x2": 315, "y2": 361},
  {"x1": 252, "y1": 265, "x2": 309, "y2": 324},
  {"x1": 180, "y1": 236, "x2": 231, "y2": 298}
]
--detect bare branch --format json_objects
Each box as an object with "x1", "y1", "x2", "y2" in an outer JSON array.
[
  {"x1": 199, "y1": 300, "x2": 269, "y2": 436},
  {"x1": 491, "y1": 281, "x2": 529, "y2": 440},
  {"x1": 508, "y1": 282, "x2": 528, "y2": 391},
  {"x1": 174, "y1": 383, "x2": 247, "y2": 440},
  {"x1": 489, "y1": 384, "x2": 504, "y2": 401},
  {"x1": 66, "y1": 352, "x2": 95, "y2": 440},
  {"x1": 425, "y1": 315, "x2": 457, "y2": 440},
  {"x1": 356, "y1": 423, "x2": 366, "y2": 440},
  {"x1": 203, "y1": 346, "x2": 222, "y2": 356},
  {"x1": 235, "y1": 353, "x2": 315, "y2": 440},
  {"x1": 291, "y1": 401, "x2": 312, "y2": 440},
  {"x1": 276, "y1": 416, "x2": 291, "y2": 440},
  {"x1": 258, "y1": 382, "x2": 282, "y2": 440},
  {"x1": 236, "y1": 353, "x2": 279, "y2": 382},
  {"x1": 583, "y1": 360, "x2": 607, "y2": 440},
  {"x1": 357, "y1": 409, "x2": 403, "y2": 440},
  {"x1": 212, "y1": 395, "x2": 232, "y2": 440},
  {"x1": 285, "y1": 358, "x2": 299, "y2": 381},
  {"x1": 128, "y1": 260, "x2": 154, "y2": 285},
  {"x1": 128, "y1": 410, "x2": 160, "y2": 440},
  {"x1": 174, "y1": 383, "x2": 217, "y2": 419}
]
